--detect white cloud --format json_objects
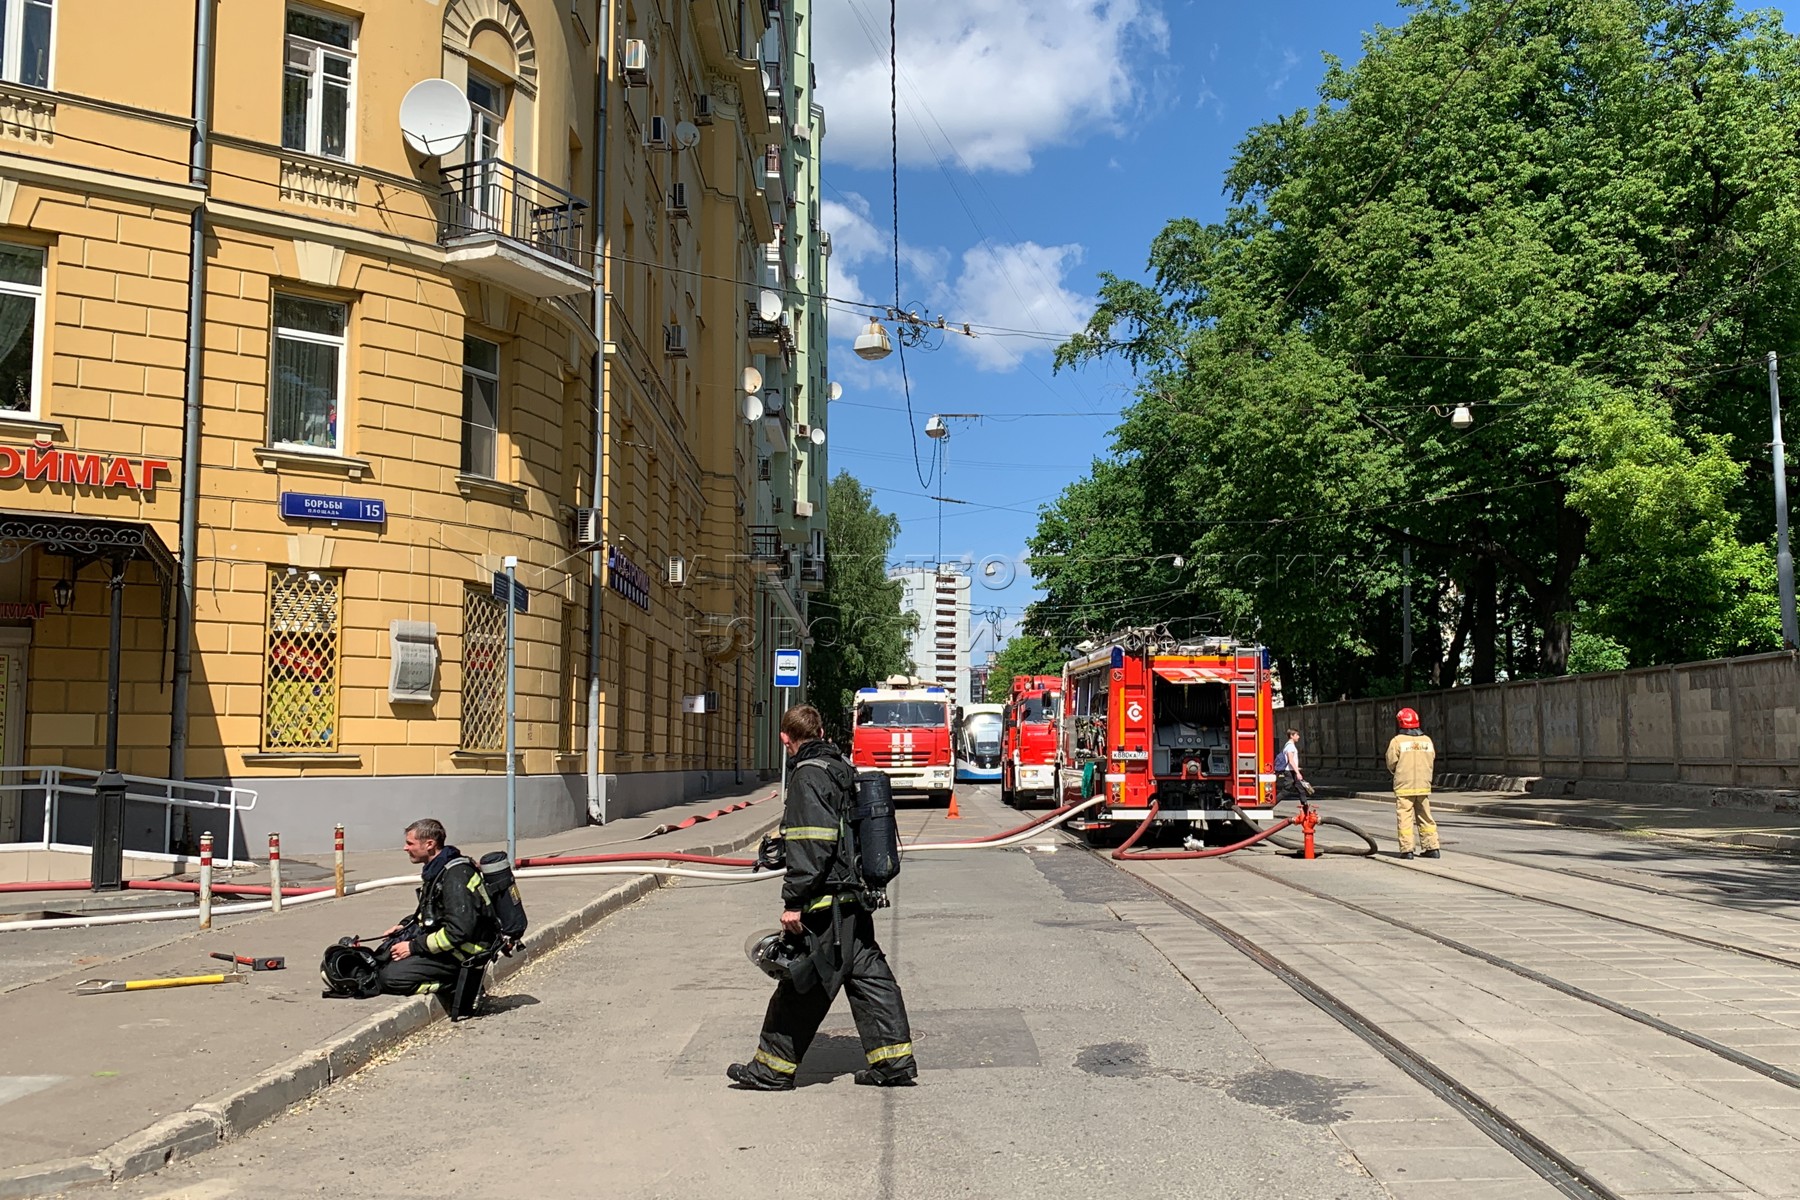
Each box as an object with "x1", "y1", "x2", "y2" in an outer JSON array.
[
  {"x1": 814, "y1": 0, "x2": 1169, "y2": 174},
  {"x1": 942, "y1": 241, "x2": 1092, "y2": 372},
  {"x1": 823, "y1": 196, "x2": 1092, "y2": 375}
]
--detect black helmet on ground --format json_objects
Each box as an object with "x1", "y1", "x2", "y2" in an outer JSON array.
[{"x1": 320, "y1": 939, "x2": 383, "y2": 998}]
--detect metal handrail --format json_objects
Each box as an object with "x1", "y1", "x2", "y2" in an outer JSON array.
[
  {"x1": 0, "y1": 765, "x2": 258, "y2": 864},
  {"x1": 439, "y1": 158, "x2": 589, "y2": 269}
]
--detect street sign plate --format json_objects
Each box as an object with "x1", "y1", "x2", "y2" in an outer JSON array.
[
  {"x1": 279, "y1": 492, "x2": 385, "y2": 525},
  {"x1": 774, "y1": 648, "x2": 801, "y2": 689},
  {"x1": 491, "y1": 571, "x2": 529, "y2": 613}
]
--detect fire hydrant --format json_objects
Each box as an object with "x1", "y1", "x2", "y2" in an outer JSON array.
[{"x1": 1295, "y1": 801, "x2": 1321, "y2": 860}]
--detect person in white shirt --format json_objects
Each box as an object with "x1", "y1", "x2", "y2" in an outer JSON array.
[{"x1": 1274, "y1": 728, "x2": 1312, "y2": 805}]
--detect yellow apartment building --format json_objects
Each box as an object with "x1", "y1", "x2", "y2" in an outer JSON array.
[{"x1": 0, "y1": 0, "x2": 788, "y2": 855}]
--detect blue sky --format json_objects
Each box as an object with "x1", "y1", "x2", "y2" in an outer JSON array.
[{"x1": 810, "y1": 0, "x2": 1800, "y2": 660}]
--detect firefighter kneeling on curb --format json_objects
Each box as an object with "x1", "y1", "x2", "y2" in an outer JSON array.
[
  {"x1": 728, "y1": 704, "x2": 917, "y2": 1091},
  {"x1": 376, "y1": 818, "x2": 498, "y2": 995}
]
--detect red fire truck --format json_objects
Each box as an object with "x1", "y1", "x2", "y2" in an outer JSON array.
[
  {"x1": 850, "y1": 675, "x2": 956, "y2": 804},
  {"x1": 1000, "y1": 674, "x2": 1061, "y2": 807},
  {"x1": 1057, "y1": 633, "x2": 1276, "y2": 839}
]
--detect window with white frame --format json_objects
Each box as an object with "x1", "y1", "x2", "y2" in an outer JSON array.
[
  {"x1": 282, "y1": 7, "x2": 355, "y2": 161},
  {"x1": 461, "y1": 335, "x2": 500, "y2": 477},
  {"x1": 0, "y1": 0, "x2": 51, "y2": 89},
  {"x1": 0, "y1": 244, "x2": 43, "y2": 415},
  {"x1": 271, "y1": 294, "x2": 347, "y2": 453}
]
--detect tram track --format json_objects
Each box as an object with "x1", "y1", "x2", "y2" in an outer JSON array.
[
  {"x1": 1073, "y1": 815, "x2": 1800, "y2": 1199},
  {"x1": 1111, "y1": 857, "x2": 1623, "y2": 1200}
]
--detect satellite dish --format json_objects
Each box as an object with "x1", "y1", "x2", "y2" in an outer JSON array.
[
  {"x1": 400, "y1": 79, "x2": 472, "y2": 157},
  {"x1": 743, "y1": 395, "x2": 764, "y2": 422},
  {"x1": 758, "y1": 290, "x2": 782, "y2": 322},
  {"x1": 673, "y1": 121, "x2": 701, "y2": 150},
  {"x1": 827, "y1": 382, "x2": 842, "y2": 402},
  {"x1": 809, "y1": 426, "x2": 826, "y2": 447},
  {"x1": 742, "y1": 366, "x2": 763, "y2": 394}
]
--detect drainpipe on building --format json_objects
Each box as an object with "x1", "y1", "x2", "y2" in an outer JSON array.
[
  {"x1": 584, "y1": 0, "x2": 613, "y2": 823},
  {"x1": 168, "y1": 0, "x2": 216, "y2": 783}
]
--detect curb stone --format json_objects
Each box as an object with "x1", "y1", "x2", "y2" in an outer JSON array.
[{"x1": 7, "y1": 809, "x2": 781, "y2": 1198}]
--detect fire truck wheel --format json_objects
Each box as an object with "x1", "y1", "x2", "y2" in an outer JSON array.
[{"x1": 999, "y1": 775, "x2": 1015, "y2": 806}]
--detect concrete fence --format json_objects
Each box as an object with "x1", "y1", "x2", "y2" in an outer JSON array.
[{"x1": 1280, "y1": 651, "x2": 1800, "y2": 794}]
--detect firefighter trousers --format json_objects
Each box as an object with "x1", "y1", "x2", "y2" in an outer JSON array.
[
  {"x1": 744, "y1": 907, "x2": 915, "y2": 1086},
  {"x1": 1395, "y1": 792, "x2": 1439, "y2": 853},
  {"x1": 378, "y1": 954, "x2": 461, "y2": 996}
]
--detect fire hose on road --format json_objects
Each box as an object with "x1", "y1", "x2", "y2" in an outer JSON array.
[
  {"x1": 0, "y1": 797, "x2": 1110, "y2": 933},
  {"x1": 1111, "y1": 800, "x2": 1380, "y2": 861}
]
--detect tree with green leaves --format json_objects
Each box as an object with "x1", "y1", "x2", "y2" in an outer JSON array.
[
  {"x1": 807, "y1": 472, "x2": 915, "y2": 741},
  {"x1": 984, "y1": 632, "x2": 1069, "y2": 702},
  {"x1": 1041, "y1": 0, "x2": 1797, "y2": 695}
]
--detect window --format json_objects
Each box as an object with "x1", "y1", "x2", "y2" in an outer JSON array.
[
  {"x1": 461, "y1": 589, "x2": 505, "y2": 751},
  {"x1": 0, "y1": 0, "x2": 50, "y2": 88},
  {"x1": 271, "y1": 294, "x2": 346, "y2": 453},
  {"x1": 0, "y1": 244, "x2": 44, "y2": 415},
  {"x1": 461, "y1": 335, "x2": 500, "y2": 477},
  {"x1": 262, "y1": 568, "x2": 342, "y2": 752},
  {"x1": 466, "y1": 71, "x2": 508, "y2": 222},
  {"x1": 282, "y1": 7, "x2": 355, "y2": 160}
]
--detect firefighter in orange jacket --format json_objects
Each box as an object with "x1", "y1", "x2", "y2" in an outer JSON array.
[{"x1": 1385, "y1": 708, "x2": 1440, "y2": 859}]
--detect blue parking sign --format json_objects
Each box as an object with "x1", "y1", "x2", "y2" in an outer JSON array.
[{"x1": 774, "y1": 649, "x2": 801, "y2": 689}]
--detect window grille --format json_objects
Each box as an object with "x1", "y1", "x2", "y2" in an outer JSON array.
[
  {"x1": 262, "y1": 568, "x2": 342, "y2": 751},
  {"x1": 461, "y1": 589, "x2": 506, "y2": 751}
]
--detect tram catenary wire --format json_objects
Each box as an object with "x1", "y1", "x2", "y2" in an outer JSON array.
[{"x1": 1113, "y1": 864, "x2": 1623, "y2": 1200}]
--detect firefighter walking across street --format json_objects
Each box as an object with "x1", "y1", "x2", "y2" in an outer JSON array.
[
  {"x1": 728, "y1": 704, "x2": 917, "y2": 1091},
  {"x1": 1386, "y1": 708, "x2": 1440, "y2": 859}
]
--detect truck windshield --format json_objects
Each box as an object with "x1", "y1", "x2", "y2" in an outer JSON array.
[
  {"x1": 857, "y1": 700, "x2": 947, "y2": 728},
  {"x1": 1017, "y1": 695, "x2": 1049, "y2": 722}
]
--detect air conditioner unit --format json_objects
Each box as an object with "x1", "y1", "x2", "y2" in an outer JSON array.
[
  {"x1": 570, "y1": 507, "x2": 601, "y2": 548},
  {"x1": 665, "y1": 324, "x2": 687, "y2": 356},
  {"x1": 645, "y1": 116, "x2": 669, "y2": 148},
  {"x1": 791, "y1": 120, "x2": 809, "y2": 142},
  {"x1": 794, "y1": 422, "x2": 812, "y2": 442},
  {"x1": 793, "y1": 499, "x2": 814, "y2": 518},
  {"x1": 667, "y1": 555, "x2": 687, "y2": 587},
  {"x1": 667, "y1": 182, "x2": 689, "y2": 218},
  {"x1": 622, "y1": 39, "x2": 648, "y2": 86},
  {"x1": 695, "y1": 94, "x2": 715, "y2": 125},
  {"x1": 821, "y1": 232, "x2": 832, "y2": 256}
]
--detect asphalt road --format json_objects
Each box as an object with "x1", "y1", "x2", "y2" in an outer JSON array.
[{"x1": 98, "y1": 786, "x2": 1389, "y2": 1200}]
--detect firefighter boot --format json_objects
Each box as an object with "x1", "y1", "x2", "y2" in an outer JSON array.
[{"x1": 726, "y1": 1062, "x2": 794, "y2": 1092}]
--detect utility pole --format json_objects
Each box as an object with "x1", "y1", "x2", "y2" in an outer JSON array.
[
  {"x1": 1401, "y1": 533, "x2": 1413, "y2": 690},
  {"x1": 1770, "y1": 353, "x2": 1799, "y2": 650}
]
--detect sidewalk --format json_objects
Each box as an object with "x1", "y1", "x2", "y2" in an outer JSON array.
[
  {"x1": 0, "y1": 779, "x2": 785, "y2": 1200},
  {"x1": 1315, "y1": 774, "x2": 1800, "y2": 852}
]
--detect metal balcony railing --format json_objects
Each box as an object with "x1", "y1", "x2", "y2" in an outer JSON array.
[
  {"x1": 748, "y1": 526, "x2": 783, "y2": 563},
  {"x1": 440, "y1": 159, "x2": 589, "y2": 267}
]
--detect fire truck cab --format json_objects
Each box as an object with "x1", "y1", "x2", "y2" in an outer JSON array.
[
  {"x1": 850, "y1": 675, "x2": 956, "y2": 804},
  {"x1": 1001, "y1": 674, "x2": 1061, "y2": 807},
  {"x1": 1058, "y1": 635, "x2": 1276, "y2": 837}
]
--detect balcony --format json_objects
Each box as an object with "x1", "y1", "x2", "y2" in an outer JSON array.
[
  {"x1": 748, "y1": 305, "x2": 784, "y2": 354},
  {"x1": 798, "y1": 552, "x2": 825, "y2": 592},
  {"x1": 440, "y1": 160, "x2": 590, "y2": 298},
  {"x1": 748, "y1": 525, "x2": 784, "y2": 571},
  {"x1": 763, "y1": 144, "x2": 786, "y2": 207}
]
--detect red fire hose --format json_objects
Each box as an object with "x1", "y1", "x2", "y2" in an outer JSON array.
[
  {"x1": 0, "y1": 878, "x2": 327, "y2": 896},
  {"x1": 513, "y1": 850, "x2": 756, "y2": 869},
  {"x1": 1111, "y1": 801, "x2": 1298, "y2": 860}
]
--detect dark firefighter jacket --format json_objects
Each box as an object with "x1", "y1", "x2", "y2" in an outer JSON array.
[
  {"x1": 402, "y1": 846, "x2": 497, "y2": 963},
  {"x1": 781, "y1": 739, "x2": 862, "y2": 911}
]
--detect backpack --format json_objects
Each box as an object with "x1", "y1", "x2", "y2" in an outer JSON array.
[
  {"x1": 789, "y1": 758, "x2": 901, "y2": 899},
  {"x1": 478, "y1": 852, "x2": 529, "y2": 950}
]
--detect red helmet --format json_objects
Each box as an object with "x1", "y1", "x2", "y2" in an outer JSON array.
[{"x1": 1395, "y1": 707, "x2": 1421, "y2": 730}]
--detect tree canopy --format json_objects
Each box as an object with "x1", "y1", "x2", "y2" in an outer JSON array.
[
  {"x1": 1036, "y1": 0, "x2": 1795, "y2": 698},
  {"x1": 808, "y1": 472, "x2": 915, "y2": 740}
]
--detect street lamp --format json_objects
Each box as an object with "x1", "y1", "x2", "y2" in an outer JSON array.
[
  {"x1": 1450, "y1": 403, "x2": 1475, "y2": 430},
  {"x1": 853, "y1": 319, "x2": 893, "y2": 362}
]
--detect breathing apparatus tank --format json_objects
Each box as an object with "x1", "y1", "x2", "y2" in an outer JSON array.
[
  {"x1": 478, "y1": 851, "x2": 529, "y2": 948},
  {"x1": 853, "y1": 771, "x2": 902, "y2": 896}
]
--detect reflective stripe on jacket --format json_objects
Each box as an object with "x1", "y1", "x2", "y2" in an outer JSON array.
[
  {"x1": 1385, "y1": 733, "x2": 1436, "y2": 797},
  {"x1": 406, "y1": 852, "x2": 496, "y2": 963}
]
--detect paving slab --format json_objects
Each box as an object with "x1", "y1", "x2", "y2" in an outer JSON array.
[{"x1": 0, "y1": 779, "x2": 786, "y2": 1195}]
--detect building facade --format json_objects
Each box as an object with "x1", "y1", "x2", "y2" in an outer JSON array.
[
  {"x1": 0, "y1": 0, "x2": 806, "y2": 854},
  {"x1": 894, "y1": 567, "x2": 971, "y2": 709}
]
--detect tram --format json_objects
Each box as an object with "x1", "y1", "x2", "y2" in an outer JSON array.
[{"x1": 954, "y1": 702, "x2": 1005, "y2": 783}]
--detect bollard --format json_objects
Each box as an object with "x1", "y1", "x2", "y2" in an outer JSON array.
[
  {"x1": 268, "y1": 832, "x2": 282, "y2": 914},
  {"x1": 198, "y1": 832, "x2": 213, "y2": 930},
  {"x1": 334, "y1": 823, "x2": 345, "y2": 898}
]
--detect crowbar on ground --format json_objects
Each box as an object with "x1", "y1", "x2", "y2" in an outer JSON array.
[{"x1": 75, "y1": 972, "x2": 249, "y2": 996}]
